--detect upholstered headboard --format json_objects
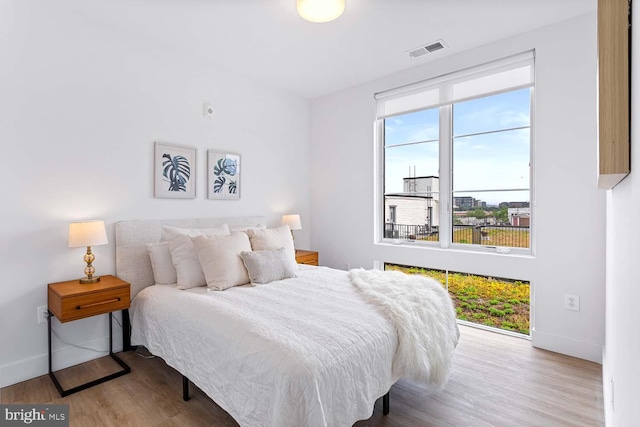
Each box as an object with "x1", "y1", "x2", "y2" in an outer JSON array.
[{"x1": 115, "y1": 216, "x2": 265, "y2": 298}]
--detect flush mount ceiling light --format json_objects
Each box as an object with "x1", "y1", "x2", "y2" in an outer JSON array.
[{"x1": 297, "y1": 0, "x2": 345, "y2": 23}]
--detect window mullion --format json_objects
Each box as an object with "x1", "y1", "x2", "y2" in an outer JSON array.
[{"x1": 439, "y1": 104, "x2": 452, "y2": 248}]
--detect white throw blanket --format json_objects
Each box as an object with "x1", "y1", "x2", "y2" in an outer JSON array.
[{"x1": 350, "y1": 269, "x2": 459, "y2": 389}]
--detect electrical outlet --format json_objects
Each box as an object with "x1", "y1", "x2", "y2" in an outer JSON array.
[
  {"x1": 611, "y1": 377, "x2": 615, "y2": 411},
  {"x1": 345, "y1": 262, "x2": 351, "y2": 271},
  {"x1": 203, "y1": 103, "x2": 214, "y2": 118},
  {"x1": 564, "y1": 294, "x2": 580, "y2": 311},
  {"x1": 37, "y1": 305, "x2": 48, "y2": 324}
]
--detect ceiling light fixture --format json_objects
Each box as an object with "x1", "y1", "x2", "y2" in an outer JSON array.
[{"x1": 297, "y1": 0, "x2": 345, "y2": 23}]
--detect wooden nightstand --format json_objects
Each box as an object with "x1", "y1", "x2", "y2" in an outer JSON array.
[
  {"x1": 47, "y1": 275, "x2": 131, "y2": 397},
  {"x1": 295, "y1": 249, "x2": 318, "y2": 266}
]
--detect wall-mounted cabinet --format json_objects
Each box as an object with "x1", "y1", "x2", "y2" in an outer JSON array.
[{"x1": 597, "y1": 0, "x2": 631, "y2": 189}]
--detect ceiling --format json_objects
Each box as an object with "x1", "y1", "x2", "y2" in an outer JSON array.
[{"x1": 71, "y1": 0, "x2": 596, "y2": 99}]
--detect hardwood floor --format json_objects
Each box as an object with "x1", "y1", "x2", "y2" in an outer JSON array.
[{"x1": 1, "y1": 325, "x2": 604, "y2": 426}]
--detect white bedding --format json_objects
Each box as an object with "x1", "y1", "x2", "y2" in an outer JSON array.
[{"x1": 131, "y1": 266, "x2": 399, "y2": 427}]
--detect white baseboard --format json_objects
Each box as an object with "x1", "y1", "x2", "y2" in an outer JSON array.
[
  {"x1": 533, "y1": 330, "x2": 603, "y2": 364},
  {"x1": 0, "y1": 333, "x2": 123, "y2": 389},
  {"x1": 602, "y1": 348, "x2": 612, "y2": 425}
]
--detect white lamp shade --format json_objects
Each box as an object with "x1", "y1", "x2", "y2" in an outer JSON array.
[
  {"x1": 69, "y1": 220, "x2": 108, "y2": 248},
  {"x1": 296, "y1": 0, "x2": 345, "y2": 23},
  {"x1": 282, "y1": 214, "x2": 302, "y2": 231}
]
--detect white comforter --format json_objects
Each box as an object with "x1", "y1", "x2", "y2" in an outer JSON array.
[{"x1": 131, "y1": 266, "x2": 398, "y2": 427}]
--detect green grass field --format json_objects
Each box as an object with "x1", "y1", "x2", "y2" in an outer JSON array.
[{"x1": 385, "y1": 264, "x2": 530, "y2": 335}]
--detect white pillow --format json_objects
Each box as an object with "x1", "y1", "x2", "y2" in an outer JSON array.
[
  {"x1": 247, "y1": 225, "x2": 297, "y2": 271},
  {"x1": 162, "y1": 224, "x2": 230, "y2": 289},
  {"x1": 191, "y1": 232, "x2": 252, "y2": 291},
  {"x1": 146, "y1": 242, "x2": 177, "y2": 285},
  {"x1": 240, "y1": 248, "x2": 296, "y2": 285}
]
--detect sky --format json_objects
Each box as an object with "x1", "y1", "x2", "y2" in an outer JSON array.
[{"x1": 384, "y1": 88, "x2": 531, "y2": 206}]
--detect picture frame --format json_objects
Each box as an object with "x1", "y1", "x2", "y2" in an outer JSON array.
[
  {"x1": 207, "y1": 151, "x2": 241, "y2": 200},
  {"x1": 154, "y1": 142, "x2": 197, "y2": 199}
]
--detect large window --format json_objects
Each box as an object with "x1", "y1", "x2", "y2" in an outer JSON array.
[{"x1": 378, "y1": 52, "x2": 534, "y2": 252}]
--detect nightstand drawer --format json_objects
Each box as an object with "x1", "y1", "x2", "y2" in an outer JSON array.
[
  {"x1": 295, "y1": 250, "x2": 318, "y2": 266},
  {"x1": 62, "y1": 288, "x2": 129, "y2": 322},
  {"x1": 48, "y1": 276, "x2": 131, "y2": 323}
]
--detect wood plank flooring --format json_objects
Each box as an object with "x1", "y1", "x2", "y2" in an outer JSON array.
[{"x1": 1, "y1": 325, "x2": 604, "y2": 426}]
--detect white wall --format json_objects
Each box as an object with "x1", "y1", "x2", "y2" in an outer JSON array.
[
  {"x1": 310, "y1": 13, "x2": 605, "y2": 362},
  {"x1": 0, "y1": 2, "x2": 310, "y2": 387},
  {"x1": 602, "y1": 7, "x2": 640, "y2": 424}
]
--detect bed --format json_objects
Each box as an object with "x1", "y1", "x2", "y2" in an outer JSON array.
[{"x1": 115, "y1": 216, "x2": 457, "y2": 427}]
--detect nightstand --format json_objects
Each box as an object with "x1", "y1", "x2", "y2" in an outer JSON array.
[
  {"x1": 295, "y1": 249, "x2": 318, "y2": 266},
  {"x1": 47, "y1": 275, "x2": 131, "y2": 397}
]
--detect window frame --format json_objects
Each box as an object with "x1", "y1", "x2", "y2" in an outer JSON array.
[{"x1": 374, "y1": 53, "x2": 535, "y2": 256}]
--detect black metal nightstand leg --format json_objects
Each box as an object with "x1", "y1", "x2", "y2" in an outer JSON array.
[
  {"x1": 47, "y1": 310, "x2": 51, "y2": 373},
  {"x1": 109, "y1": 312, "x2": 113, "y2": 353},
  {"x1": 122, "y1": 309, "x2": 131, "y2": 351},
  {"x1": 48, "y1": 311, "x2": 131, "y2": 397},
  {"x1": 183, "y1": 376, "x2": 190, "y2": 401},
  {"x1": 48, "y1": 310, "x2": 65, "y2": 397}
]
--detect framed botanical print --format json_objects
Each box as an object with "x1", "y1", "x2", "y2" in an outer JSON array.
[
  {"x1": 208, "y1": 151, "x2": 240, "y2": 200},
  {"x1": 154, "y1": 142, "x2": 196, "y2": 198}
]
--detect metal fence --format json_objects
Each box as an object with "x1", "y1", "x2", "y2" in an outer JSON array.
[
  {"x1": 384, "y1": 223, "x2": 438, "y2": 240},
  {"x1": 385, "y1": 223, "x2": 530, "y2": 248}
]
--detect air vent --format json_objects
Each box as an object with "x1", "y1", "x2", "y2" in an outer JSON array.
[
  {"x1": 408, "y1": 40, "x2": 446, "y2": 59},
  {"x1": 425, "y1": 41, "x2": 445, "y2": 52},
  {"x1": 409, "y1": 48, "x2": 429, "y2": 58}
]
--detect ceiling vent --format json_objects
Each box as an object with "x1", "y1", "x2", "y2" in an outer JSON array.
[{"x1": 408, "y1": 40, "x2": 446, "y2": 59}]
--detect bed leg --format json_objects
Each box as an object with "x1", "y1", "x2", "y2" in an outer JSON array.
[
  {"x1": 383, "y1": 391, "x2": 390, "y2": 415},
  {"x1": 183, "y1": 376, "x2": 190, "y2": 401}
]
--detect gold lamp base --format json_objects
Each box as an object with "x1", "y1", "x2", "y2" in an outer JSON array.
[{"x1": 78, "y1": 245, "x2": 100, "y2": 284}]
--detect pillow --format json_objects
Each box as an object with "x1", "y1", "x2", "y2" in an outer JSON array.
[
  {"x1": 191, "y1": 232, "x2": 252, "y2": 291},
  {"x1": 162, "y1": 224, "x2": 230, "y2": 289},
  {"x1": 246, "y1": 225, "x2": 297, "y2": 271},
  {"x1": 240, "y1": 248, "x2": 296, "y2": 285},
  {"x1": 146, "y1": 242, "x2": 177, "y2": 285}
]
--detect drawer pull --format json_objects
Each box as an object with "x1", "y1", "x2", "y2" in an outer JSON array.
[{"x1": 76, "y1": 298, "x2": 121, "y2": 310}]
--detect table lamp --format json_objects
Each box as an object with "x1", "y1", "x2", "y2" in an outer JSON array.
[
  {"x1": 69, "y1": 220, "x2": 108, "y2": 284},
  {"x1": 282, "y1": 214, "x2": 302, "y2": 240}
]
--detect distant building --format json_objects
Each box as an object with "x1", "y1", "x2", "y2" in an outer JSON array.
[
  {"x1": 403, "y1": 176, "x2": 436, "y2": 194},
  {"x1": 508, "y1": 207, "x2": 530, "y2": 226},
  {"x1": 500, "y1": 201, "x2": 530, "y2": 208},
  {"x1": 453, "y1": 196, "x2": 484, "y2": 210},
  {"x1": 385, "y1": 176, "x2": 439, "y2": 230}
]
